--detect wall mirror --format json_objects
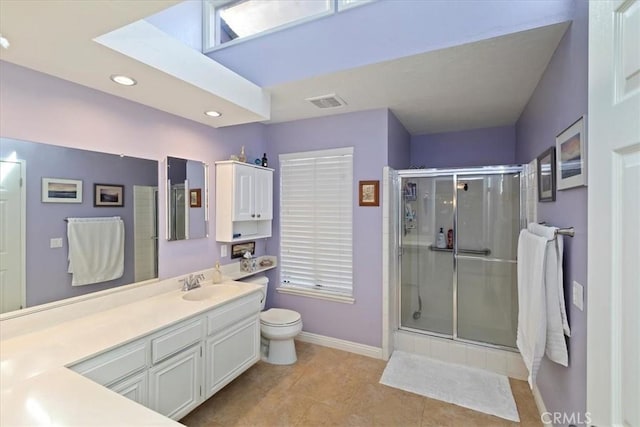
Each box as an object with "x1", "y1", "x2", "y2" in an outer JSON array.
[
  {"x1": 0, "y1": 137, "x2": 159, "y2": 315},
  {"x1": 166, "y1": 156, "x2": 208, "y2": 241}
]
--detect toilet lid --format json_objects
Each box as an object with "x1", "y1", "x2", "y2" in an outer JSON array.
[{"x1": 260, "y1": 308, "x2": 301, "y2": 326}]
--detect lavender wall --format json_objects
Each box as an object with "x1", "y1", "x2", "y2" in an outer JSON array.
[
  {"x1": 0, "y1": 61, "x2": 267, "y2": 304},
  {"x1": 515, "y1": 1, "x2": 588, "y2": 422},
  {"x1": 0, "y1": 138, "x2": 157, "y2": 306},
  {"x1": 208, "y1": 0, "x2": 572, "y2": 86},
  {"x1": 264, "y1": 109, "x2": 389, "y2": 347},
  {"x1": 410, "y1": 125, "x2": 516, "y2": 168},
  {"x1": 145, "y1": 0, "x2": 202, "y2": 52},
  {"x1": 387, "y1": 110, "x2": 411, "y2": 170}
]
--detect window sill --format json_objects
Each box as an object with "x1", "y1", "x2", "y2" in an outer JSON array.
[{"x1": 276, "y1": 287, "x2": 355, "y2": 304}]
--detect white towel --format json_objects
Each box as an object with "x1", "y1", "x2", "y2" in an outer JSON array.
[
  {"x1": 67, "y1": 217, "x2": 124, "y2": 286},
  {"x1": 527, "y1": 223, "x2": 571, "y2": 366},
  {"x1": 516, "y1": 229, "x2": 548, "y2": 387}
]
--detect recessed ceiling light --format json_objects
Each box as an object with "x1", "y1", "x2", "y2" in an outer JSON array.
[
  {"x1": 204, "y1": 110, "x2": 222, "y2": 117},
  {"x1": 110, "y1": 74, "x2": 137, "y2": 86}
]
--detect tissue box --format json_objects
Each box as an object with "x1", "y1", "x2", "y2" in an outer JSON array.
[{"x1": 240, "y1": 257, "x2": 257, "y2": 272}]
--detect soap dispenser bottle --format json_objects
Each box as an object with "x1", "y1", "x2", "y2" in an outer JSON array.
[
  {"x1": 212, "y1": 261, "x2": 223, "y2": 284},
  {"x1": 436, "y1": 227, "x2": 447, "y2": 249}
]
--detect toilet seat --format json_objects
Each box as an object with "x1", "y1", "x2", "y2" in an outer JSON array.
[{"x1": 260, "y1": 308, "x2": 301, "y2": 326}]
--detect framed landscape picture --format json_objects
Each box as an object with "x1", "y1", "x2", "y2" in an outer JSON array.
[
  {"x1": 556, "y1": 116, "x2": 587, "y2": 190},
  {"x1": 536, "y1": 147, "x2": 556, "y2": 202},
  {"x1": 94, "y1": 184, "x2": 124, "y2": 207},
  {"x1": 42, "y1": 178, "x2": 82, "y2": 203}
]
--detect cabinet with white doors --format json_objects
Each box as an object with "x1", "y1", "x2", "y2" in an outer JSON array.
[
  {"x1": 69, "y1": 291, "x2": 261, "y2": 421},
  {"x1": 215, "y1": 160, "x2": 273, "y2": 243}
]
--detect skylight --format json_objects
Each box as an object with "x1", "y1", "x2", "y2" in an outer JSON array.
[{"x1": 204, "y1": 0, "x2": 374, "y2": 51}]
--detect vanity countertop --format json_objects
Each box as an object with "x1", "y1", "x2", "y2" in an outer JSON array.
[{"x1": 0, "y1": 281, "x2": 263, "y2": 426}]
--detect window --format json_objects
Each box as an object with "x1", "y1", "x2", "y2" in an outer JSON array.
[
  {"x1": 279, "y1": 147, "x2": 353, "y2": 302},
  {"x1": 204, "y1": 0, "x2": 375, "y2": 51}
]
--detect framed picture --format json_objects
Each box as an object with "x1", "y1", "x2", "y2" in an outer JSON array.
[
  {"x1": 556, "y1": 115, "x2": 587, "y2": 190},
  {"x1": 231, "y1": 241, "x2": 256, "y2": 259},
  {"x1": 94, "y1": 184, "x2": 124, "y2": 207},
  {"x1": 42, "y1": 178, "x2": 83, "y2": 203},
  {"x1": 190, "y1": 188, "x2": 202, "y2": 208},
  {"x1": 359, "y1": 180, "x2": 379, "y2": 207},
  {"x1": 536, "y1": 147, "x2": 556, "y2": 202}
]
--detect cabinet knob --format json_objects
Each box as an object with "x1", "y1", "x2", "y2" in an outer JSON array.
[
  {"x1": 251, "y1": 214, "x2": 256, "y2": 218},
  {"x1": 257, "y1": 214, "x2": 261, "y2": 218}
]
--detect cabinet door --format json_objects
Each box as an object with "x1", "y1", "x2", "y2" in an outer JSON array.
[
  {"x1": 233, "y1": 165, "x2": 254, "y2": 221},
  {"x1": 110, "y1": 371, "x2": 148, "y2": 407},
  {"x1": 148, "y1": 344, "x2": 202, "y2": 420},
  {"x1": 204, "y1": 316, "x2": 260, "y2": 399},
  {"x1": 254, "y1": 168, "x2": 273, "y2": 221}
]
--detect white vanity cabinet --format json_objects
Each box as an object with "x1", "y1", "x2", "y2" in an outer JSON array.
[
  {"x1": 215, "y1": 160, "x2": 273, "y2": 242},
  {"x1": 68, "y1": 291, "x2": 261, "y2": 421}
]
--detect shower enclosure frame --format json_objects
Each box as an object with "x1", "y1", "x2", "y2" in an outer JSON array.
[{"x1": 397, "y1": 165, "x2": 525, "y2": 352}]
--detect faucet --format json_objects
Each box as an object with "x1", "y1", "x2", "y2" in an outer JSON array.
[{"x1": 181, "y1": 273, "x2": 205, "y2": 292}]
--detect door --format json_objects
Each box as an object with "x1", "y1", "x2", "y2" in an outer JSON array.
[
  {"x1": 148, "y1": 344, "x2": 202, "y2": 420},
  {"x1": 399, "y1": 176, "x2": 455, "y2": 336},
  {"x1": 254, "y1": 168, "x2": 273, "y2": 220},
  {"x1": 0, "y1": 159, "x2": 24, "y2": 313},
  {"x1": 110, "y1": 371, "x2": 148, "y2": 407},
  {"x1": 133, "y1": 185, "x2": 158, "y2": 282},
  {"x1": 233, "y1": 164, "x2": 254, "y2": 221},
  {"x1": 587, "y1": 1, "x2": 640, "y2": 426},
  {"x1": 456, "y1": 174, "x2": 520, "y2": 348}
]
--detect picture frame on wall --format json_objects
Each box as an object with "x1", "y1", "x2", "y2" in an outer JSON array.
[
  {"x1": 41, "y1": 178, "x2": 83, "y2": 203},
  {"x1": 359, "y1": 180, "x2": 379, "y2": 207},
  {"x1": 190, "y1": 188, "x2": 202, "y2": 208},
  {"x1": 94, "y1": 184, "x2": 124, "y2": 207},
  {"x1": 536, "y1": 147, "x2": 556, "y2": 202},
  {"x1": 556, "y1": 115, "x2": 587, "y2": 190}
]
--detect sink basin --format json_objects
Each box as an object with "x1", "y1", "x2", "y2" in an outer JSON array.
[{"x1": 182, "y1": 284, "x2": 241, "y2": 301}]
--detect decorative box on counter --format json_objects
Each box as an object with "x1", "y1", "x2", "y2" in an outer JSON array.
[{"x1": 240, "y1": 252, "x2": 257, "y2": 272}]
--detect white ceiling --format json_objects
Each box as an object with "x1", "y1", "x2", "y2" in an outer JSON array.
[{"x1": 0, "y1": 1, "x2": 568, "y2": 135}]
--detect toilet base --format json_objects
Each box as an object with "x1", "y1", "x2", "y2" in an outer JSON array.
[{"x1": 262, "y1": 337, "x2": 297, "y2": 365}]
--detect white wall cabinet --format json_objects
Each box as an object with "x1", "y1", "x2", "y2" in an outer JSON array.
[
  {"x1": 216, "y1": 160, "x2": 273, "y2": 242},
  {"x1": 69, "y1": 292, "x2": 261, "y2": 421}
]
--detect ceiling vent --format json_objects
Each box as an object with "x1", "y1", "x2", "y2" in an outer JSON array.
[{"x1": 305, "y1": 93, "x2": 347, "y2": 109}]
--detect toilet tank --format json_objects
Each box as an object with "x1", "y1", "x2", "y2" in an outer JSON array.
[{"x1": 240, "y1": 275, "x2": 268, "y2": 310}]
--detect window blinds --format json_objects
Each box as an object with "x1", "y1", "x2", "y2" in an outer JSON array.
[{"x1": 279, "y1": 148, "x2": 353, "y2": 296}]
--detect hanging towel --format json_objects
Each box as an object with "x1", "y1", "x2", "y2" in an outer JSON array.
[
  {"x1": 67, "y1": 217, "x2": 124, "y2": 286},
  {"x1": 516, "y1": 229, "x2": 548, "y2": 387},
  {"x1": 527, "y1": 223, "x2": 571, "y2": 366}
]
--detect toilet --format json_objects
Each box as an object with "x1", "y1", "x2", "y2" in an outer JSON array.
[{"x1": 241, "y1": 275, "x2": 302, "y2": 365}]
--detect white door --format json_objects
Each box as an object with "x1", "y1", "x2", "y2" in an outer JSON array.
[
  {"x1": 254, "y1": 168, "x2": 273, "y2": 220},
  {"x1": 110, "y1": 371, "x2": 148, "y2": 407},
  {"x1": 587, "y1": 1, "x2": 640, "y2": 426},
  {"x1": 0, "y1": 159, "x2": 25, "y2": 313},
  {"x1": 233, "y1": 165, "x2": 254, "y2": 221}
]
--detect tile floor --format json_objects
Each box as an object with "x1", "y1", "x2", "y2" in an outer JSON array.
[{"x1": 181, "y1": 342, "x2": 541, "y2": 427}]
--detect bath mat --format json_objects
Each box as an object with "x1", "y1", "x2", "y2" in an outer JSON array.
[{"x1": 380, "y1": 351, "x2": 519, "y2": 422}]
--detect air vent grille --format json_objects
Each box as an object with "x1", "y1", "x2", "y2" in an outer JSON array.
[{"x1": 306, "y1": 93, "x2": 347, "y2": 109}]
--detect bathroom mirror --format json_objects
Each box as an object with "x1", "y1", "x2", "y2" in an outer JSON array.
[
  {"x1": 166, "y1": 156, "x2": 208, "y2": 241},
  {"x1": 0, "y1": 137, "x2": 159, "y2": 314}
]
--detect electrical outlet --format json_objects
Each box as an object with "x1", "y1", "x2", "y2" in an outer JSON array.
[
  {"x1": 572, "y1": 281, "x2": 584, "y2": 311},
  {"x1": 50, "y1": 238, "x2": 63, "y2": 248},
  {"x1": 220, "y1": 245, "x2": 227, "y2": 257}
]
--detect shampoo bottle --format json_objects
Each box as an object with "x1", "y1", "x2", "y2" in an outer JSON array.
[{"x1": 436, "y1": 227, "x2": 447, "y2": 248}]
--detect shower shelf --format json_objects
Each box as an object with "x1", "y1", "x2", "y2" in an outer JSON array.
[{"x1": 428, "y1": 245, "x2": 491, "y2": 256}]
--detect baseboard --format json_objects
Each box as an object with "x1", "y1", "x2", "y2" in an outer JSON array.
[
  {"x1": 296, "y1": 331, "x2": 384, "y2": 359},
  {"x1": 532, "y1": 384, "x2": 550, "y2": 425}
]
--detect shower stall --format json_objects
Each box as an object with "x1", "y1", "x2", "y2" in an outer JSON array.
[{"x1": 398, "y1": 166, "x2": 523, "y2": 350}]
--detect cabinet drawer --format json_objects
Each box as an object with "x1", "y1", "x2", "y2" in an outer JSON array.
[
  {"x1": 207, "y1": 293, "x2": 260, "y2": 336},
  {"x1": 152, "y1": 319, "x2": 203, "y2": 364},
  {"x1": 71, "y1": 340, "x2": 147, "y2": 387}
]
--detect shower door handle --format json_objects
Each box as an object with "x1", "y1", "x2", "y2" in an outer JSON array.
[{"x1": 458, "y1": 248, "x2": 491, "y2": 256}]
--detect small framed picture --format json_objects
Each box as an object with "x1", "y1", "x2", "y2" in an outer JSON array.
[
  {"x1": 42, "y1": 178, "x2": 83, "y2": 203},
  {"x1": 190, "y1": 188, "x2": 202, "y2": 208},
  {"x1": 556, "y1": 115, "x2": 587, "y2": 190},
  {"x1": 231, "y1": 241, "x2": 256, "y2": 259},
  {"x1": 359, "y1": 180, "x2": 379, "y2": 207},
  {"x1": 94, "y1": 184, "x2": 124, "y2": 207},
  {"x1": 536, "y1": 147, "x2": 556, "y2": 202}
]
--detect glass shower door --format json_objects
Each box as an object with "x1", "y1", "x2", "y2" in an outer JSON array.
[
  {"x1": 400, "y1": 176, "x2": 454, "y2": 336},
  {"x1": 456, "y1": 173, "x2": 520, "y2": 347}
]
